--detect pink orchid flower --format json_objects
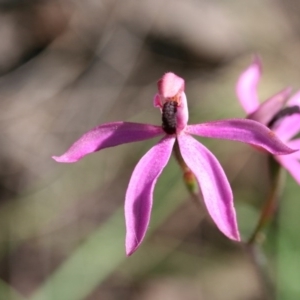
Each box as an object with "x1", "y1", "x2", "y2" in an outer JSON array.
[
  {"x1": 53, "y1": 72, "x2": 295, "y2": 256},
  {"x1": 236, "y1": 58, "x2": 300, "y2": 184}
]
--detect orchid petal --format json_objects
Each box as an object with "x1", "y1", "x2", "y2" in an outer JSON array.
[
  {"x1": 286, "y1": 139, "x2": 300, "y2": 159},
  {"x1": 287, "y1": 90, "x2": 300, "y2": 106},
  {"x1": 273, "y1": 96, "x2": 300, "y2": 141},
  {"x1": 53, "y1": 122, "x2": 164, "y2": 163},
  {"x1": 274, "y1": 114, "x2": 300, "y2": 142},
  {"x1": 236, "y1": 57, "x2": 261, "y2": 114},
  {"x1": 177, "y1": 134, "x2": 240, "y2": 240},
  {"x1": 125, "y1": 136, "x2": 175, "y2": 256},
  {"x1": 248, "y1": 88, "x2": 291, "y2": 125},
  {"x1": 276, "y1": 155, "x2": 300, "y2": 185},
  {"x1": 158, "y1": 72, "x2": 185, "y2": 99},
  {"x1": 186, "y1": 119, "x2": 296, "y2": 155}
]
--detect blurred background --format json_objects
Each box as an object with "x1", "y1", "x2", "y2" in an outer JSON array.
[{"x1": 0, "y1": 0, "x2": 300, "y2": 299}]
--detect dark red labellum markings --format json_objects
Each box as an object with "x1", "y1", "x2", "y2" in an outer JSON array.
[
  {"x1": 162, "y1": 101, "x2": 178, "y2": 134},
  {"x1": 267, "y1": 105, "x2": 300, "y2": 128}
]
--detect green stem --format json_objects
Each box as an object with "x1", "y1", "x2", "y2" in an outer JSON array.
[
  {"x1": 244, "y1": 243, "x2": 275, "y2": 300},
  {"x1": 245, "y1": 156, "x2": 285, "y2": 299},
  {"x1": 247, "y1": 156, "x2": 284, "y2": 245}
]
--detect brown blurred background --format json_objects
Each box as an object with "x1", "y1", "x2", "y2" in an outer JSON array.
[{"x1": 0, "y1": 0, "x2": 300, "y2": 299}]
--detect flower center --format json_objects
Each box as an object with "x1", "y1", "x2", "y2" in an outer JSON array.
[
  {"x1": 162, "y1": 101, "x2": 178, "y2": 134},
  {"x1": 267, "y1": 105, "x2": 300, "y2": 128}
]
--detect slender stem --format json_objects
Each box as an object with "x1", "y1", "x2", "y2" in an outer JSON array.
[
  {"x1": 244, "y1": 243, "x2": 275, "y2": 300},
  {"x1": 247, "y1": 156, "x2": 283, "y2": 245},
  {"x1": 245, "y1": 156, "x2": 285, "y2": 299}
]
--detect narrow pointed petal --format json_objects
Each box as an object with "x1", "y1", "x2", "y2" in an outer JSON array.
[
  {"x1": 276, "y1": 137, "x2": 300, "y2": 185},
  {"x1": 236, "y1": 57, "x2": 261, "y2": 114},
  {"x1": 177, "y1": 134, "x2": 240, "y2": 241},
  {"x1": 273, "y1": 92, "x2": 300, "y2": 141},
  {"x1": 286, "y1": 139, "x2": 300, "y2": 159},
  {"x1": 276, "y1": 155, "x2": 300, "y2": 185},
  {"x1": 186, "y1": 119, "x2": 296, "y2": 155},
  {"x1": 268, "y1": 91, "x2": 300, "y2": 141},
  {"x1": 273, "y1": 113, "x2": 300, "y2": 142},
  {"x1": 248, "y1": 88, "x2": 291, "y2": 125},
  {"x1": 286, "y1": 90, "x2": 300, "y2": 106},
  {"x1": 53, "y1": 122, "x2": 164, "y2": 163},
  {"x1": 125, "y1": 136, "x2": 175, "y2": 256}
]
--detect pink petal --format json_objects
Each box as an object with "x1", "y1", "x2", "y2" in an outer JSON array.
[
  {"x1": 157, "y1": 72, "x2": 185, "y2": 99},
  {"x1": 248, "y1": 88, "x2": 291, "y2": 125},
  {"x1": 286, "y1": 139, "x2": 300, "y2": 159},
  {"x1": 125, "y1": 136, "x2": 175, "y2": 256},
  {"x1": 177, "y1": 134, "x2": 240, "y2": 241},
  {"x1": 53, "y1": 122, "x2": 164, "y2": 163},
  {"x1": 236, "y1": 57, "x2": 261, "y2": 114},
  {"x1": 276, "y1": 135, "x2": 300, "y2": 186},
  {"x1": 186, "y1": 119, "x2": 296, "y2": 155},
  {"x1": 276, "y1": 155, "x2": 300, "y2": 185},
  {"x1": 286, "y1": 90, "x2": 300, "y2": 106},
  {"x1": 274, "y1": 114, "x2": 300, "y2": 142}
]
